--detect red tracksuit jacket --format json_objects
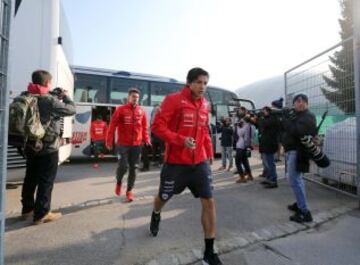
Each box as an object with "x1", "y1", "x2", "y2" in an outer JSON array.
[
  {"x1": 151, "y1": 86, "x2": 213, "y2": 165},
  {"x1": 90, "y1": 120, "x2": 108, "y2": 141},
  {"x1": 106, "y1": 103, "x2": 150, "y2": 147}
]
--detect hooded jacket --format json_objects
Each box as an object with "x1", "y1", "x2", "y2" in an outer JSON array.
[
  {"x1": 26, "y1": 83, "x2": 76, "y2": 155},
  {"x1": 151, "y1": 86, "x2": 213, "y2": 165},
  {"x1": 106, "y1": 102, "x2": 150, "y2": 147}
]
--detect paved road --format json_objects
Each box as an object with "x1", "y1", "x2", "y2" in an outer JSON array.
[{"x1": 4, "y1": 157, "x2": 358, "y2": 265}]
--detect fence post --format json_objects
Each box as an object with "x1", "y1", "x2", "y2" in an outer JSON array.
[{"x1": 353, "y1": 0, "x2": 360, "y2": 208}]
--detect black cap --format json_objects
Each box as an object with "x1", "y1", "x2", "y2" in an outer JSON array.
[{"x1": 293, "y1": 94, "x2": 308, "y2": 104}]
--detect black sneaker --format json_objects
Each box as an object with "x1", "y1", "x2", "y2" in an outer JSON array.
[
  {"x1": 289, "y1": 211, "x2": 313, "y2": 223},
  {"x1": 150, "y1": 211, "x2": 161, "y2": 237},
  {"x1": 287, "y1": 202, "x2": 300, "y2": 212},
  {"x1": 203, "y1": 252, "x2": 223, "y2": 265},
  {"x1": 264, "y1": 182, "x2": 278, "y2": 188}
]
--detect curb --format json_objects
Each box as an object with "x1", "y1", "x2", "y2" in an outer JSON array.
[{"x1": 143, "y1": 205, "x2": 357, "y2": 265}]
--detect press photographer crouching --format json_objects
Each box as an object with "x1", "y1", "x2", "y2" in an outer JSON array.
[{"x1": 282, "y1": 94, "x2": 330, "y2": 223}]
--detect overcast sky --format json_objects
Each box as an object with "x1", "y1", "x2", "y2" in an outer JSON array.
[{"x1": 62, "y1": 0, "x2": 342, "y2": 90}]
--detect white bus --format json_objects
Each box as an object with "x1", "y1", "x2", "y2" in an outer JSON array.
[
  {"x1": 70, "y1": 66, "x2": 251, "y2": 158},
  {"x1": 7, "y1": 0, "x2": 74, "y2": 168}
]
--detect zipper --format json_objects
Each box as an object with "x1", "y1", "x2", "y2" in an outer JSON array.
[
  {"x1": 132, "y1": 106, "x2": 135, "y2": 145},
  {"x1": 192, "y1": 105, "x2": 200, "y2": 165}
]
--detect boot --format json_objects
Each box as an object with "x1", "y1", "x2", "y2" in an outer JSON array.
[
  {"x1": 236, "y1": 174, "x2": 247, "y2": 183},
  {"x1": 246, "y1": 173, "x2": 254, "y2": 181}
]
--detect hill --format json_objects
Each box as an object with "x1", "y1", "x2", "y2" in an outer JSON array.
[{"x1": 236, "y1": 76, "x2": 284, "y2": 109}]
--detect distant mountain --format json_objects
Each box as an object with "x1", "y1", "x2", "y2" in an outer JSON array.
[{"x1": 236, "y1": 76, "x2": 285, "y2": 109}]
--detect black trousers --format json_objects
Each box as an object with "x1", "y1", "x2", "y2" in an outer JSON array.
[
  {"x1": 141, "y1": 145, "x2": 151, "y2": 169},
  {"x1": 235, "y1": 149, "x2": 251, "y2": 175},
  {"x1": 116, "y1": 145, "x2": 141, "y2": 191},
  {"x1": 151, "y1": 137, "x2": 164, "y2": 164},
  {"x1": 21, "y1": 151, "x2": 59, "y2": 221}
]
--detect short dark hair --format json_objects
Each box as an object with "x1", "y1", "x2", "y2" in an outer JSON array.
[
  {"x1": 262, "y1": 106, "x2": 271, "y2": 113},
  {"x1": 240, "y1": 106, "x2": 247, "y2": 112},
  {"x1": 293, "y1": 94, "x2": 308, "y2": 104},
  {"x1": 128, "y1": 88, "x2": 140, "y2": 95},
  {"x1": 32, "y1": 70, "x2": 52, "y2": 86},
  {"x1": 186, "y1": 67, "x2": 209, "y2": 84}
]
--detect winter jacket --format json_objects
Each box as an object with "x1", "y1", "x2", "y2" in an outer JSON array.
[
  {"x1": 26, "y1": 83, "x2": 76, "y2": 155},
  {"x1": 258, "y1": 115, "x2": 280, "y2": 154},
  {"x1": 106, "y1": 102, "x2": 150, "y2": 147},
  {"x1": 90, "y1": 120, "x2": 108, "y2": 141},
  {"x1": 220, "y1": 125, "x2": 234, "y2": 147},
  {"x1": 151, "y1": 86, "x2": 213, "y2": 165},
  {"x1": 282, "y1": 109, "x2": 317, "y2": 172},
  {"x1": 234, "y1": 122, "x2": 255, "y2": 149}
]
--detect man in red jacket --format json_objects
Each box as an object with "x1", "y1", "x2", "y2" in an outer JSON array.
[
  {"x1": 149, "y1": 68, "x2": 222, "y2": 265},
  {"x1": 106, "y1": 88, "x2": 150, "y2": 202},
  {"x1": 90, "y1": 115, "x2": 108, "y2": 158}
]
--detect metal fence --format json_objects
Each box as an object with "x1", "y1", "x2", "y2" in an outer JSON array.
[
  {"x1": 284, "y1": 36, "x2": 359, "y2": 197},
  {"x1": 0, "y1": 0, "x2": 11, "y2": 263}
]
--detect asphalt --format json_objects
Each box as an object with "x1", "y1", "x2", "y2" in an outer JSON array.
[{"x1": 4, "y1": 155, "x2": 359, "y2": 265}]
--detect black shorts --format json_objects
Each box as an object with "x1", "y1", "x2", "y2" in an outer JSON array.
[{"x1": 158, "y1": 161, "x2": 213, "y2": 201}]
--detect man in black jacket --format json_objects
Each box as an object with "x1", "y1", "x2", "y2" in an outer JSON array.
[
  {"x1": 21, "y1": 70, "x2": 76, "y2": 224},
  {"x1": 282, "y1": 94, "x2": 316, "y2": 223},
  {"x1": 218, "y1": 117, "x2": 234, "y2": 171},
  {"x1": 258, "y1": 107, "x2": 280, "y2": 188}
]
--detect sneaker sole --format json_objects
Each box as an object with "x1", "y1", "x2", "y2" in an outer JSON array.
[{"x1": 149, "y1": 230, "x2": 158, "y2": 237}]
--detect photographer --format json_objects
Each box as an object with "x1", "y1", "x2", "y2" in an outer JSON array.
[
  {"x1": 258, "y1": 106, "x2": 280, "y2": 188},
  {"x1": 21, "y1": 71, "x2": 75, "y2": 224},
  {"x1": 217, "y1": 117, "x2": 234, "y2": 171},
  {"x1": 234, "y1": 111, "x2": 255, "y2": 183},
  {"x1": 282, "y1": 94, "x2": 316, "y2": 223}
]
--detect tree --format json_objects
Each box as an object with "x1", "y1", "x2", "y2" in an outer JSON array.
[{"x1": 321, "y1": 0, "x2": 354, "y2": 114}]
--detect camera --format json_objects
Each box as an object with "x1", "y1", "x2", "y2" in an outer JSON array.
[
  {"x1": 248, "y1": 107, "x2": 295, "y2": 119},
  {"x1": 50, "y1": 87, "x2": 66, "y2": 99}
]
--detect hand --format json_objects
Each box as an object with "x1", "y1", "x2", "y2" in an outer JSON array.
[
  {"x1": 145, "y1": 141, "x2": 152, "y2": 147},
  {"x1": 184, "y1": 137, "x2": 196, "y2": 149}
]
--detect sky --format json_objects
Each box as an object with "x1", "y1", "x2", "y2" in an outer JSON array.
[{"x1": 62, "y1": 0, "x2": 342, "y2": 91}]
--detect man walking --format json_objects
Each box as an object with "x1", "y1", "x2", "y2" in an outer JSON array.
[
  {"x1": 149, "y1": 68, "x2": 222, "y2": 265},
  {"x1": 106, "y1": 88, "x2": 150, "y2": 202},
  {"x1": 21, "y1": 70, "x2": 76, "y2": 224}
]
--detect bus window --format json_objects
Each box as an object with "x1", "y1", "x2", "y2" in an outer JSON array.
[
  {"x1": 74, "y1": 74, "x2": 107, "y2": 103},
  {"x1": 224, "y1": 91, "x2": 238, "y2": 104},
  {"x1": 150, "y1": 82, "x2": 183, "y2": 106},
  {"x1": 110, "y1": 78, "x2": 149, "y2": 105},
  {"x1": 207, "y1": 87, "x2": 223, "y2": 104}
]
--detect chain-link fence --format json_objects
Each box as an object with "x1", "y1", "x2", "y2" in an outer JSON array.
[
  {"x1": 284, "y1": 36, "x2": 359, "y2": 196},
  {"x1": 0, "y1": 0, "x2": 11, "y2": 263}
]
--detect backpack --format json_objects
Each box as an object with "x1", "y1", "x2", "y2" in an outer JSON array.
[{"x1": 8, "y1": 92, "x2": 48, "y2": 152}]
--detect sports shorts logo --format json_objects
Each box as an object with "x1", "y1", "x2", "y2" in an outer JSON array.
[{"x1": 161, "y1": 193, "x2": 169, "y2": 200}]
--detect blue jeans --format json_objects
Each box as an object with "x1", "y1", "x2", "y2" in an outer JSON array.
[
  {"x1": 286, "y1": 150, "x2": 309, "y2": 213},
  {"x1": 263, "y1": 153, "x2": 277, "y2": 183},
  {"x1": 221, "y1": 146, "x2": 233, "y2": 168}
]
